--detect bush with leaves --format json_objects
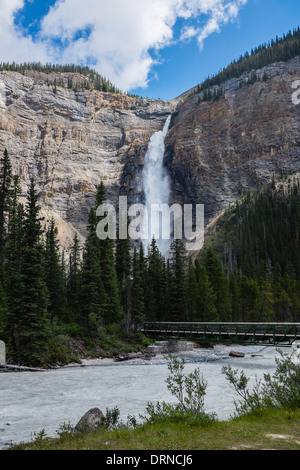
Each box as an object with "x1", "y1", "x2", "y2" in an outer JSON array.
[
  {"x1": 222, "y1": 349, "x2": 300, "y2": 417},
  {"x1": 140, "y1": 355, "x2": 216, "y2": 426}
]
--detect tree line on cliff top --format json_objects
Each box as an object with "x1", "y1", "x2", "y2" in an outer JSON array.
[
  {"x1": 0, "y1": 151, "x2": 300, "y2": 366},
  {"x1": 192, "y1": 26, "x2": 300, "y2": 101}
]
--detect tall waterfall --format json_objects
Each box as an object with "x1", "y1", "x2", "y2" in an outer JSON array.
[{"x1": 142, "y1": 115, "x2": 172, "y2": 255}]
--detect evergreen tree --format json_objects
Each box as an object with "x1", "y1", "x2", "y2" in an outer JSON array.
[
  {"x1": 96, "y1": 182, "x2": 121, "y2": 325},
  {"x1": 193, "y1": 259, "x2": 217, "y2": 322},
  {"x1": 0, "y1": 149, "x2": 13, "y2": 263},
  {"x1": 251, "y1": 260, "x2": 275, "y2": 322},
  {"x1": 67, "y1": 233, "x2": 82, "y2": 320},
  {"x1": 7, "y1": 179, "x2": 50, "y2": 367},
  {"x1": 168, "y1": 239, "x2": 187, "y2": 322},
  {"x1": 3, "y1": 177, "x2": 24, "y2": 348},
  {"x1": 115, "y1": 217, "x2": 131, "y2": 327},
  {"x1": 44, "y1": 218, "x2": 67, "y2": 323},
  {"x1": 80, "y1": 202, "x2": 106, "y2": 331},
  {"x1": 131, "y1": 247, "x2": 145, "y2": 331},
  {"x1": 204, "y1": 248, "x2": 232, "y2": 321},
  {"x1": 145, "y1": 238, "x2": 166, "y2": 322}
]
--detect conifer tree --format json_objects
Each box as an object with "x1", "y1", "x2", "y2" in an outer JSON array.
[
  {"x1": 145, "y1": 238, "x2": 165, "y2": 321},
  {"x1": 193, "y1": 259, "x2": 217, "y2": 322},
  {"x1": 7, "y1": 179, "x2": 50, "y2": 366},
  {"x1": 131, "y1": 247, "x2": 145, "y2": 330},
  {"x1": 3, "y1": 176, "x2": 24, "y2": 348},
  {"x1": 80, "y1": 202, "x2": 106, "y2": 331},
  {"x1": 115, "y1": 216, "x2": 131, "y2": 325},
  {"x1": 44, "y1": 218, "x2": 67, "y2": 323},
  {"x1": 204, "y1": 248, "x2": 232, "y2": 321},
  {"x1": 67, "y1": 233, "x2": 82, "y2": 320},
  {"x1": 0, "y1": 149, "x2": 13, "y2": 263},
  {"x1": 96, "y1": 182, "x2": 121, "y2": 325},
  {"x1": 168, "y1": 239, "x2": 187, "y2": 322}
]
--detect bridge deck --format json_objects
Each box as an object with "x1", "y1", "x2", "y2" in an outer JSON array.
[{"x1": 141, "y1": 322, "x2": 300, "y2": 346}]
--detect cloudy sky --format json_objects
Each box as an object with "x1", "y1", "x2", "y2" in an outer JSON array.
[{"x1": 0, "y1": 0, "x2": 299, "y2": 100}]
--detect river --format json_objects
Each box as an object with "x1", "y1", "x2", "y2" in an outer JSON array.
[{"x1": 0, "y1": 343, "x2": 290, "y2": 449}]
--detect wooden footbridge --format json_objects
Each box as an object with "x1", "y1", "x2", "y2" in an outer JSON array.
[{"x1": 140, "y1": 322, "x2": 300, "y2": 347}]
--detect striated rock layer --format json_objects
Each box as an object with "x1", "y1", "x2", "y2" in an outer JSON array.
[
  {"x1": 0, "y1": 70, "x2": 173, "y2": 249},
  {"x1": 0, "y1": 58, "x2": 300, "y2": 251},
  {"x1": 166, "y1": 57, "x2": 300, "y2": 228}
]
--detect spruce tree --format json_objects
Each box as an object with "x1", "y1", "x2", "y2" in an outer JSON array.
[
  {"x1": 67, "y1": 233, "x2": 82, "y2": 320},
  {"x1": 193, "y1": 259, "x2": 217, "y2": 322},
  {"x1": 44, "y1": 218, "x2": 67, "y2": 323},
  {"x1": 131, "y1": 247, "x2": 145, "y2": 331},
  {"x1": 145, "y1": 238, "x2": 165, "y2": 322},
  {"x1": 96, "y1": 182, "x2": 121, "y2": 325},
  {"x1": 80, "y1": 204, "x2": 106, "y2": 331},
  {"x1": 3, "y1": 177, "x2": 24, "y2": 350},
  {"x1": 7, "y1": 179, "x2": 50, "y2": 367},
  {"x1": 115, "y1": 217, "x2": 131, "y2": 327},
  {"x1": 0, "y1": 149, "x2": 13, "y2": 263},
  {"x1": 168, "y1": 239, "x2": 187, "y2": 322},
  {"x1": 204, "y1": 248, "x2": 232, "y2": 321}
]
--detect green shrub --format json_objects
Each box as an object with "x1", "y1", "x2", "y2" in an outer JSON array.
[
  {"x1": 222, "y1": 349, "x2": 300, "y2": 416},
  {"x1": 140, "y1": 355, "x2": 217, "y2": 426}
]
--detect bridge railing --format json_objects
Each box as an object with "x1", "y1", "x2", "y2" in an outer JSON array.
[{"x1": 140, "y1": 322, "x2": 300, "y2": 346}]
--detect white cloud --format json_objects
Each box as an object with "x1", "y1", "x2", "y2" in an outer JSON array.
[
  {"x1": 0, "y1": 0, "x2": 48, "y2": 63},
  {"x1": 0, "y1": 0, "x2": 248, "y2": 90}
]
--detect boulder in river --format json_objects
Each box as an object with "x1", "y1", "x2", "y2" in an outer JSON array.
[
  {"x1": 229, "y1": 351, "x2": 245, "y2": 358},
  {"x1": 74, "y1": 408, "x2": 104, "y2": 433}
]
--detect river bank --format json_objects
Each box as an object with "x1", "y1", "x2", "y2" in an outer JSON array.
[{"x1": 0, "y1": 343, "x2": 285, "y2": 449}]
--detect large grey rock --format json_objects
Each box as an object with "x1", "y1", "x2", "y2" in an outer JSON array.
[
  {"x1": 74, "y1": 408, "x2": 104, "y2": 433},
  {"x1": 0, "y1": 341, "x2": 5, "y2": 363}
]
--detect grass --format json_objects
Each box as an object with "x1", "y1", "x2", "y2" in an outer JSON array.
[{"x1": 9, "y1": 407, "x2": 300, "y2": 451}]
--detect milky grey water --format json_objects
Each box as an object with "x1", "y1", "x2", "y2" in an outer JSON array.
[{"x1": 0, "y1": 344, "x2": 289, "y2": 448}]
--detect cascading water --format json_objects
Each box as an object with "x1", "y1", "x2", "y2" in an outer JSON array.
[{"x1": 142, "y1": 115, "x2": 172, "y2": 255}]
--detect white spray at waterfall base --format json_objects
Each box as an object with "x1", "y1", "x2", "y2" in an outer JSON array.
[{"x1": 142, "y1": 115, "x2": 172, "y2": 255}]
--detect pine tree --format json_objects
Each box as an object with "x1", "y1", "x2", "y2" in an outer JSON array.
[
  {"x1": 168, "y1": 239, "x2": 187, "y2": 322},
  {"x1": 80, "y1": 204, "x2": 106, "y2": 331},
  {"x1": 204, "y1": 248, "x2": 232, "y2": 321},
  {"x1": 7, "y1": 179, "x2": 50, "y2": 367},
  {"x1": 0, "y1": 277, "x2": 8, "y2": 341},
  {"x1": 131, "y1": 247, "x2": 145, "y2": 331},
  {"x1": 193, "y1": 259, "x2": 217, "y2": 322},
  {"x1": 251, "y1": 260, "x2": 275, "y2": 322},
  {"x1": 0, "y1": 149, "x2": 13, "y2": 263},
  {"x1": 3, "y1": 177, "x2": 24, "y2": 350},
  {"x1": 96, "y1": 182, "x2": 121, "y2": 325},
  {"x1": 145, "y1": 238, "x2": 166, "y2": 321},
  {"x1": 67, "y1": 233, "x2": 82, "y2": 320},
  {"x1": 44, "y1": 218, "x2": 67, "y2": 323},
  {"x1": 115, "y1": 217, "x2": 131, "y2": 327}
]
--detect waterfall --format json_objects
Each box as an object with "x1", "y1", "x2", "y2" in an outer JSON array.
[{"x1": 142, "y1": 115, "x2": 172, "y2": 255}]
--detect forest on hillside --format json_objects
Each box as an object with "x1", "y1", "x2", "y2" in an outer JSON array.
[
  {"x1": 192, "y1": 26, "x2": 300, "y2": 102},
  {"x1": 0, "y1": 62, "x2": 125, "y2": 95},
  {"x1": 0, "y1": 151, "x2": 300, "y2": 367}
]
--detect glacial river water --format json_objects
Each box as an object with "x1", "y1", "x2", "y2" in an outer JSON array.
[{"x1": 0, "y1": 344, "x2": 290, "y2": 449}]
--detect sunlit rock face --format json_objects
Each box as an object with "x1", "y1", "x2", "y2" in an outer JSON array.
[
  {"x1": 165, "y1": 57, "x2": 300, "y2": 226},
  {"x1": 0, "y1": 70, "x2": 173, "y2": 249}
]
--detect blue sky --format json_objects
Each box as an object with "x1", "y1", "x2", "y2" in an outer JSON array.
[{"x1": 1, "y1": 0, "x2": 300, "y2": 100}]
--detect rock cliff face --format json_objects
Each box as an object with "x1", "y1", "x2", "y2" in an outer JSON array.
[
  {"x1": 166, "y1": 57, "x2": 300, "y2": 227},
  {"x1": 0, "y1": 70, "x2": 173, "y2": 248},
  {"x1": 0, "y1": 58, "x2": 299, "y2": 250}
]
